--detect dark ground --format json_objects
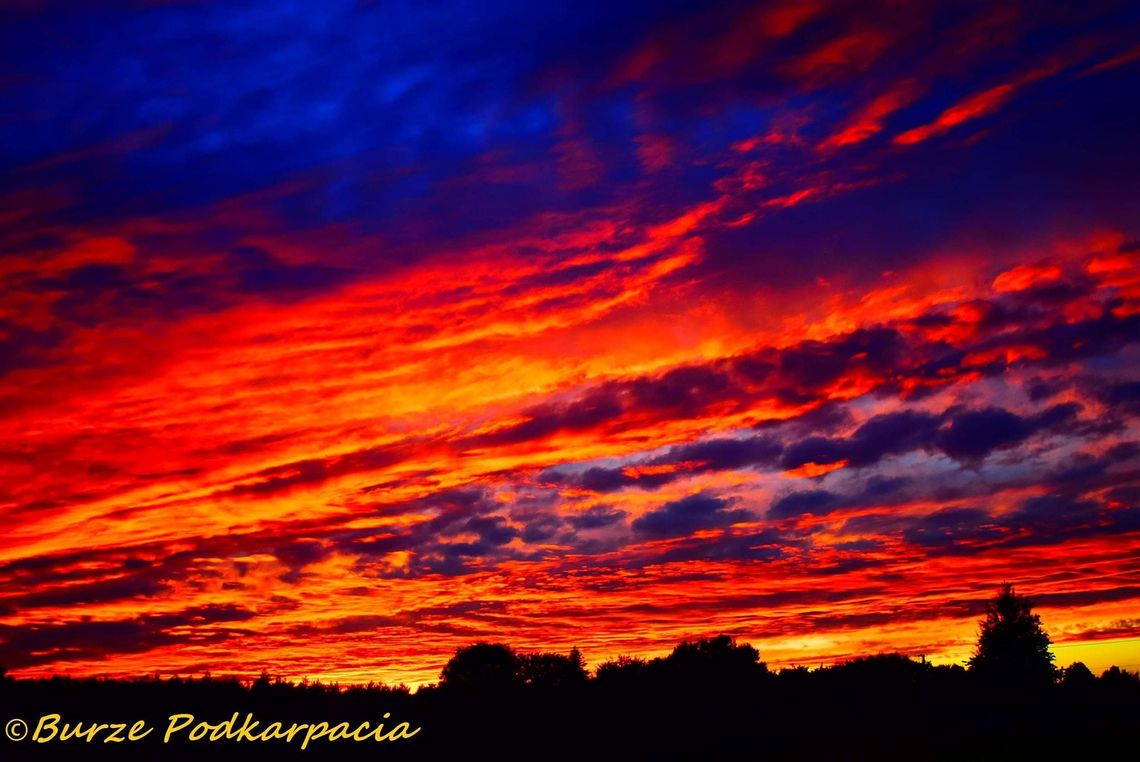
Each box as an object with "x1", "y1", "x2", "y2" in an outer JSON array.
[{"x1": 2, "y1": 647, "x2": 1138, "y2": 761}]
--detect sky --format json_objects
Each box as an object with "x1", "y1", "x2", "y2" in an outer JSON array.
[{"x1": 1, "y1": 0, "x2": 1139, "y2": 687}]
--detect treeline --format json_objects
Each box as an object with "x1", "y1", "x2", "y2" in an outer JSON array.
[{"x1": 1, "y1": 637, "x2": 1138, "y2": 760}]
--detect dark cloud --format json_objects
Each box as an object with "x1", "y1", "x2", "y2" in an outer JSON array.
[
  {"x1": 284, "y1": 600, "x2": 510, "y2": 639},
  {"x1": 861, "y1": 475, "x2": 909, "y2": 499},
  {"x1": 273, "y1": 539, "x2": 327, "y2": 572},
  {"x1": 1044, "y1": 451, "x2": 1114, "y2": 484},
  {"x1": 651, "y1": 529, "x2": 791, "y2": 564},
  {"x1": 462, "y1": 515, "x2": 519, "y2": 546},
  {"x1": 333, "y1": 486, "x2": 506, "y2": 564},
  {"x1": 899, "y1": 492, "x2": 1140, "y2": 555},
  {"x1": 520, "y1": 513, "x2": 563, "y2": 542},
  {"x1": 0, "y1": 320, "x2": 64, "y2": 375},
  {"x1": 0, "y1": 604, "x2": 255, "y2": 669},
  {"x1": 1004, "y1": 494, "x2": 1136, "y2": 545},
  {"x1": 936, "y1": 407, "x2": 1036, "y2": 461},
  {"x1": 567, "y1": 505, "x2": 626, "y2": 530},
  {"x1": 631, "y1": 493, "x2": 752, "y2": 539},
  {"x1": 229, "y1": 246, "x2": 355, "y2": 299},
  {"x1": 902, "y1": 507, "x2": 1004, "y2": 548},
  {"x1": 775, "y1": 329, "x2": 907, "y2": 393},
  {"x1": 770, "y1": 489, "x2": 838, "y2": 518},
  {"x1": 1101, "y1": 379, "x2": 1140, "y2": 415},
  {"x1": 578, "y1": 465, "x2": 669, "y2": 493},
  {"x1": 660, "y1": 435, "x2": 784, "y2": 470},
  {"x1": 843, "y1": 410, "x2": 943, "y2": 467},
  {"x1": 8, "y1": 574, "x2": 167, "y2": 610},
  {"x1": 754, "y1": 401, "x2": 854, "y2": 436},
  {"x1": 937, "y1": 403, "x2": 1079, "y2": 461},
  {"x1": 779, "y1": 436, "x2": 848, "y2": 470},
  {"x1": 545, "y1": 434, "x2": 783, "y2": 493},
  {"x1": 1024, "y1": 376, "x2": 1068, "y2": 402},
  {"x1": 770, "y1": 475, "x2": 909, "y2": 519},
  {"x1": 1061, "y1": 617, "x2": 1140, "y2": 641},
  {"x1": 779, "y1": 401, "x2": 1083, "y2": 472},
  {"x1": 780, "y1": 409, "x2": 941, "y2": 469},
  {"x1": 833, "y1": 539, "x2": 884, "y2": 552},
  {"x1": 1033, "y1": 586, "x2": 1140, "y2": 609},
  {"x1": 624, "y1": 365, "x2": 736, "y2": 416},
  {"x1": 225, "y1": 441, "x2": 416, "y2": 497},
  {"x1": 463, "y1": 385, "x2": 625, "y2": 448},
  {"x1": 444, "y1": 299, "x2": 1138, "y2": 460},
  {"x1": 1028, "y1": 313, "x2": 1140, "y2": 367}
]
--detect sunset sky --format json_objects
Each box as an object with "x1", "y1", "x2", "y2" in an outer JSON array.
[{"x1": 2, "y1": 0, "x2": 1140, "y2": 687}]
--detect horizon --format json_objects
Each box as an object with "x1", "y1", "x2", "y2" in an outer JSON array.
[
  {"x1": 8, "y1": 620, "x2": 1137, "y2": 691},
  {"x1": 6, "y1": 590, "x2": 1139, "y2": 689},
  {"x1": 2, "y1": 0, "x2": 1140, "y2": 692}
]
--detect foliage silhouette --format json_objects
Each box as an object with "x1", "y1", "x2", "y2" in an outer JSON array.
[
  {"x1": 664, "y1": 634, "x2": 764, "y2": 676},
  {"x1": 968, "y1": 583, "x2": 1057, "y2": 687},
  {"x1": 1, "y1": 626, "x2": 1138, "y2": 760},
  {"x1": 1059, "y1": 660, "x2": 1097, "y2": 690},
  {"x1": 518, "y1": 646, "x2": 587, "y2": 690},
  {"x1": 439, "y1": 642, "x2": 520, "y2": 691},
  {"x1": 594, "y1": 654, "x2": 648, "y2": 686}
]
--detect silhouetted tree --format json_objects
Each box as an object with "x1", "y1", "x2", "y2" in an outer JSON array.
[
  {"x1": 667, "y1": 634, "x2": 761, "y2": 668},
  {"x1": 1059, "y1": 661, "x2": 1096, "y2": 690},
  {"x1": 827, "y1": 653, "x2": 929, "y2": 688},
  {"x1": 518, "y1": 647, "x2": 588, "y2": 689},
  {"x1": 595, "y1": 654, "x2": 648, "y2": 683},
  {"x1": 250, "y1": 669, "x2": 273, "y2": 692},
  {"x1": 440, "y1": 642, "x2": 520, "y2": 690},
  {"x1": 968, "y1": 584, "x2": 1056, "y2": 687},
  {"x1": 663, "y1": 634, "x2": 767, "y2": 686},
  {"x1": 1099, "y1": 665, "x2": 1140, "y2": 691},
  {"x1": 3, "y1": 631, "x2": 1140, "y2": 761}
]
